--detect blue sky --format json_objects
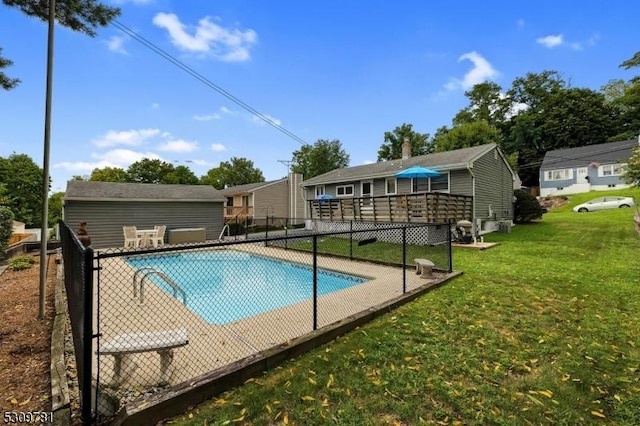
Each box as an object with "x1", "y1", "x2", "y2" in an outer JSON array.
[{"x1": 0, "y1": 0, "x2": 638, "y2": 192}]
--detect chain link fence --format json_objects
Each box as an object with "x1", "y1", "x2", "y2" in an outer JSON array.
[{"x1": 62, "y1": 220, "x2": 452, "y2": 421}]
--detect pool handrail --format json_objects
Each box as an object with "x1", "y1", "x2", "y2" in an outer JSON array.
[{"x1": 133, "y1": 267, "x2": 187, "y2": 306}]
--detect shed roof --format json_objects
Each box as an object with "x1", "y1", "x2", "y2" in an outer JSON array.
[
  {"x1": 64, "y1": 181, "x2": 226, "y2": 202},
  {"x1": 301, "y1": 143, "x2": 504, "y2": 187},
  {"x1": 540, "y1": 139, "x2": 638, "y2": 170}
]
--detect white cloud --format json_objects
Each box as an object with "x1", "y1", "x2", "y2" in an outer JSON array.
[
  {"x1": 251, "y1": 114, "x2": 281, "y2": 127},
  {"x1": 362, "y1": 160, "x2": 375, "y2": 165},
  {"x1": 92, "y1": 128, "x2": 161, "y2": 147},
  {"x1": 220, "y1": 106, "x2": 236, "y2": 115},
  {"x1": 536, "y1": 33, "x2": 599, "y2": 51},
  {"x1": 103, "y1": 35, "x2": 128, "y2": 55},
  {"x1": 537, "y1": 34, "x2": 563, "y2": 48},
  {"x1": 445, "y1": 51, "x2": 499, "y2": 91},
  {"x1": 151, "y1": 103, "x2": 160, "y2": 109},
  {"x1": 193, "y1": 113, "x2": 221, "y2": 121},
  {"x1": 54, "y1": 149, "x2": 162, "y2": 172},
  {"x1": 158, "y1": 139, "x2": 198, "y2": 152},
  {"x1": 152, "y1": 13, "x2": 257, "y2": 62},
  {"x1": 517, "y1": 19, "x2": 525, "y2": 29},
  {"x1": 210, "y1": 143, "x2": 227, "y2": 152}
]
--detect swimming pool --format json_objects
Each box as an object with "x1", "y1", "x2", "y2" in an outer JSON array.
[{"x1": 126, "y1": 251, "x2": 369, "y2": 324}]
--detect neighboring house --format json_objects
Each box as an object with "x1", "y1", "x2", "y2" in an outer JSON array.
[
  {"x1": 539, "y1": 138, "x2": 638, "y2": 197},
  {"x1": 222, "y1": 173, "x2": 305, "y2": 225},
  {"x1": 63, "y1": 181, "x2": 226, "y2": 248},
  {"x1": 300, "y1": 143, "x2": 516, "y2": 233}
]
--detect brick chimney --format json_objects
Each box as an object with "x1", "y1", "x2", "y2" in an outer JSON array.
[{"x1": 402, "y1": 137, "x2": 411, "y2": 160}]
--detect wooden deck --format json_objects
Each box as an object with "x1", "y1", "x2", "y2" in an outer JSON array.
[{"x1": 310, "y1": 192, "x2": 473, "y2": 223}]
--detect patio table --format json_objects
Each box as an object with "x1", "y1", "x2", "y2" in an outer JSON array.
[{"x1": 136, "y1": 229, "x2": 158, "y2": 247}]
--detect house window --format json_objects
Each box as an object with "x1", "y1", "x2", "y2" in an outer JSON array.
[
  {"x1": 226, "y1": 197, "x2": 233, "y2": 206},
  {"x1": 545, "y1": 169, "x2": 573, "y2": 181},
  {"x1": 430, "y1": 173, "x2": 449, "y2": 192},
  {"x1": 242, "y1": 195, "x2": 250, "y2": 206},
  {"x1": 385, "y1": 178, "x2": 397, "y2": 195},
  {"x1": 412, "y1": 178, "x2": 429, "y2": 193},
  {"x1": 315, "y1": 185, "x2": 325, "y2": 197},
  {"x1": 336, "y1": 185, "x2": 354, "y2": 197},
  {"x1": 599, "y1": 163, "x2": 626, "y2": 177}
]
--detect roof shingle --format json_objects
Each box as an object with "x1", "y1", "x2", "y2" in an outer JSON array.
[{"x1": 64, "y1": 181, "x2": 226, "y2": 202}]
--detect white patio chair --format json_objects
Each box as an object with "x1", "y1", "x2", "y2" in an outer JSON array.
[
  {"x1": 150, "y1": 225, "x2": 166, "y2": 247},
  {"x1": 123, "y1": 226, "x2": 141, "y2": 248}
]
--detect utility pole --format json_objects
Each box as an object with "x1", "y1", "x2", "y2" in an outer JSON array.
[
  {"x1": 39, "y1": 0, "x2": 56, "y2": 319},
  {"x1": 277, "y1": 159, "x2": 293, "y2": 175}
]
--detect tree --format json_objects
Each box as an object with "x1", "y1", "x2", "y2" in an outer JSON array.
[
  {"x1": 201, "y1": 157, "x2": 265, "y2": 189},
  {"x1": 1, "y1": 0, "x2": 120, "y2": 90},
  {"x1": 0, "y1": 153, "x2": 45, "y2": 227},
  {"x1": 623, "y1": 146, "x2": 640, "y2": 187},
  {"x1": 452, "y1": 82, "x2": 510, "y2": 127},
  {"x1": 89, "y1": 166, "x2": 129, "y2": 182},
  {"x1": 0, "y1": 205, "x2": 14, "y2": 259},
  {"x1": 291, "y1": 139, "x2": 350, "y2": 179},
  {"x1": 606, "y1": 51, "x2": 640, "y2": 141},
  {"x1": 127, "y1": 158, "x2": 175, "y2": 184},
  {"x1": 0, "y1": 47, "x2": 19, "y2": 90},
  {"x1": 164, "y1": 165, "x2": 199, "y2": 185},
  {"x1": 620, "y1": 51, "x2": 640, "y2": 71},
  {"x1": 377, "y1": 124, "x2": 432, "y2": 161},
  {"x1": 507, "y1": 70, "x2": 565, "y2": 110},
  {"x1": 432, "y1": 121, "x2": 502, "y2": 152},
  {"x1": 47, "y1": 191, "x2": 64, "y2": 227},
  {"x1": 538, "y1": 88, "x2": 616, "y2": 150}
]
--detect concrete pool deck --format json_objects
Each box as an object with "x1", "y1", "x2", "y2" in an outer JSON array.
[{"x1": 94, "y1": 242, "x2": 453, "y2": 396}]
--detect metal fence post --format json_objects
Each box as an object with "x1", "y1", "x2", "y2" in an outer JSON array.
[
  {"x1": 81, "y1": 246, "x2": 94, "y2": 425},
  {"x1": 313, "y1": 235, "x2": 318, "y2": 331},
  {"x1": 402, "y1": 227, "x2": 406, "y2": 294},
  {"x1": 448, "y1": 219, "x2": 453, "y2": 272},
  {"x1": 349, "y1": 220, "x2": 353, "y2": 260}
]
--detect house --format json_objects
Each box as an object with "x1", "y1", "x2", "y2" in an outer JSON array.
[
  {"x1": 222, "y1": 173, "x2": 305, "y2": 225},
  {"x1": 63, "y1": 181, "x2": 226, "y2": 248},
  {"x1": 300, "y1": 142, "x2": 516, "y2": 233},
  {"x1": 539, "y1": 138, "x2": 638, "y2": 197}
]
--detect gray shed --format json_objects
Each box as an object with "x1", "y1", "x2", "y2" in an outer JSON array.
[{"x1": 63, "y1": 181, "x2": 226, "y2": 249}]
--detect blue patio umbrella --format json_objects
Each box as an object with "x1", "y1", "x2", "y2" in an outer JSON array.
[
  {"x1": 394, "y1": 166, "x2": 441, "y2": 179},
  {"x1": 316, "y1": 194, "x2": 335, "y2": 200}
]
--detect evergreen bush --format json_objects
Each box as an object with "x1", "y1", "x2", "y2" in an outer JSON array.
[
  {"x1": 514, "y1": 189, "x2": 543, "y2": 223},
  {"x1": 0, "y1": 206, "x2": 14, "y2": 260}
]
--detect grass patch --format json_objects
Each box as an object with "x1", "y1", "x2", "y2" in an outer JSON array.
[
  {"x1": 170, "y1": 188, "x2": 640, "y2": 425},
  {"x1": 285, "y1": 233, "x2": 451, "y2": 271}
]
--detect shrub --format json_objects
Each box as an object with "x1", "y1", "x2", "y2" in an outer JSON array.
[
  {"x1": 514, "y1": 189, "x2": 543, "y2": 223},
  {"x1": 7, "y1": 255, "x2": 36, "y2": 271},
  {"x1": 0, "y1": 206, "x2": 14, "y2": 260}
]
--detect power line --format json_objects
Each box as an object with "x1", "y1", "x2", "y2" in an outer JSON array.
[{"x1": 111, "y1": 20, "x2": 309, "y2": 146}]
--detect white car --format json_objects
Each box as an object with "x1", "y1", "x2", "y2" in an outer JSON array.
[{"x1": 572, "y1": 196, "x2": 636, "y2": 212}]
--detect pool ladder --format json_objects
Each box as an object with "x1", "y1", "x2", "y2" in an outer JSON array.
[{"x1": 132, "y1": 267, "x2": 187, "y2": 306}]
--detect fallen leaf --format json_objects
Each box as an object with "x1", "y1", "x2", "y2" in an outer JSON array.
[{"x1": 591, "y1": 411, "x2": 606, "y2": 418}]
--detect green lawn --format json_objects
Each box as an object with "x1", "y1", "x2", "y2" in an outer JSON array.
[{"x1": 169, "y1": 189, "x2": 640, "y2": 425}]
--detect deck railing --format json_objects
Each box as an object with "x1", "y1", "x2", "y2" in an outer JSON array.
[
  {"x1": 224, "y1": 206, "x2": 254, "y2": 219},
  {"x1": 309, "y1": 192, "x2": 473, "y2": 223}
]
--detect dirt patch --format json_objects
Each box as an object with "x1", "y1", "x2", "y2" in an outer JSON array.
[{"x1": 0, "y1": 254, "x2": 55, "y2": 412}]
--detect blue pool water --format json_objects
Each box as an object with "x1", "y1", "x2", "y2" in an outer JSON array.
[{"x1": 127, "y1": 251, "x2": 369, "y2": 324}]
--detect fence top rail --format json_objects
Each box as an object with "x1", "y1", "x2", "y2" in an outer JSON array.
[{"x1": 92, "y1": 221, "x2": 450, "y2": 260}]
